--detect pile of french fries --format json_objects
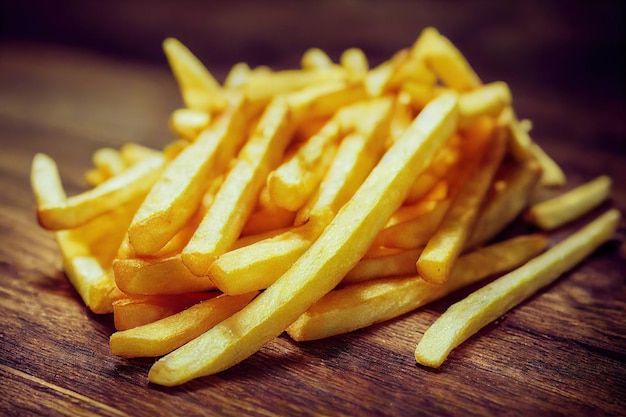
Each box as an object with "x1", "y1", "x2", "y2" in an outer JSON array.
[{"x1": 31, "y1": 27, "x2": 620, "y2": 386}]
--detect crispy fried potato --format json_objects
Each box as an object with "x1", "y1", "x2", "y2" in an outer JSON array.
[
  {"x1": 417, "y1": 127, "x2": 507, "y2": 284},
  {"x1": 288, "y1": 234, "x2": 548, "y2": 341},
  {"x1": 111, "y1": 292, "x2": 257, "y2": 358},
  {"x1": 113, "y1": 292, "x2": 219, "y2": 331},
  {"x1": 525, "y1": 175, "x2": 612, "y2": 230},
  {"x1": 413, "y1": 27, "x2": 481, "y2": 92},
  {"x1": 33, "y1": 153, "x2": 165, "y2": 230},
  {"x1": 415, "y1": 209, "x2": 620, "y2": 368},
  {"x1": 163, "y1": 37, "x2": 225, "y2": 112}
]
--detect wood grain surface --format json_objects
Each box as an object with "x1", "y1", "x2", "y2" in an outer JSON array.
[{"x1": 1, "y1": 1, "x2": 625, "y2": 416}]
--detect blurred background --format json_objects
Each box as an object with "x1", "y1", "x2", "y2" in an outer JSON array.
[{"x1": 1, "y1": 0, "x2": 624, "y2": 153}]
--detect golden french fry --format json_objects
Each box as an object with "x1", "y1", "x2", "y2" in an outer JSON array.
[
  {"x1": 413, "y1": 27, "x2": 481, "y2": 91},
  {"x1": 168, "y1": 108, "x2": 211, "y2": 141},
  {"x1": 53, "y1": 201, "x2": 138, "y2": 313},
  {"x1": 288, "y1": 234, "x2": 548, "y2": 341},
  {"x1": 243, "y1": 68, "x2": 347, "y2": 103},
  {"x1": 33, "y1": 153, "x2": 165, "y2": 230},
  {"x1": 147, "y1": 92, "x2": 458, "y2": 386},
  {"x1": 530, "y1": 142, "x2": 567, "y2": 187},
  {"x1": 163, "y1": 37, "x2": 225, "y2": 112},
  {"x1": 266, "y1": 117, "x2": 341, "y2": 211},
  {"x1": 525, "y1": 175, "x2": 612, "y2": 231},
  {"x1": 458, "y1": 81, "x2": 511, "y2": 127},
  {"x1": 400, "y1": 81, "x2": 438, "y2": 112},
  {"x1": 386, "y1": 50, "x2": 437, "y2": 90},
  {"x1": 182, "y1": 98, "x2": 294, "y2": 276},
  {"x1": 240, "y1": 203, "x2": 297, "y2": 236},
  {"x1": 113, "y1": 254, "x2": 216, "y2": 295},
  {"x1": 417, "y1": 126, "x2": 506, "y2": 284},
  {"x1": 340, "y1": 48, "x2": 369, "y2": 80},
  {"x1": 223, "y1": 62, "x2": 251, "y2": 89},
  {"x1": 113, "y1": 292, "x2": 219, "y2": 331},
  {"x1": 466, "y1": 161, "x2": 540, "y2": 249},
  {"x1": 286, "y1": 80, "x2": 368, "y2": 123},
  {"x1": 365, "y1": 49, "x2": 407, "y2": 97},
  {"x1": 343, "y1": 248, "x2": 422, "y2": 284},
  {"x1": 301, "y1": 48, "x2": 335, "y2": 71},
  {"x1": 119, "y1": 143, "x2": 162, "y2": 166},
  {"x1": 31, "y1": 153, "x2": 67, "y2": 207},
  {"x1": 415, "y1": 209, "x2": 620, "y2": 368},
  {"x1": 111, "y1": 292, "x2": 257, "y2": 358},
  {"x1": 127, "y1": 93, "x2": 255, "y2": 256},
  {"x1": 92, "y1": 147, "x2": 125, "y2": 178},
  {"x1": 373, "y1": 199, "x2": 450, "y2": 250}
]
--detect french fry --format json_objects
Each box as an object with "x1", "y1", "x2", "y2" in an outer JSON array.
[
  {"x1": 529, "y1": 142, "x2": 567, "y2": 187},
  {"x1": 525, "y1": 175, "x2": 612, "y2": 230},
  {"x1": 340, "y1": 48, "x2": 369, "y2": 81},
  {"x1": 32, "y1": 153, "x2": 166, "y2": 230},
  {"x1": 92, "y1": 147, "x2": 125, "y2": 178},
  {"x1": 111, "y1": 292, "x2": 258, "y2": 358},
  {"x1": 343, "y1": 248, "x2": 423, "y2": 284},
  {"x1": 415, "y1": 209, "x2": 620, "y2": 368},
  {"x1": 163, "y1": 37, "x2": 225, "y2": 112},
  {"x1": 288, "y1": 234, "x2": 548, "y2": 341},
  {"x1": 127, "y1": 93, "x2": 255, "y2": 256},
  {"x1": 417, "y1": 128, "x2": 507, "y2": 284},
  {"x1": 113, "y1": 292, "x2": 219, "y2": 331},
  {"x1": 148, "y1": 92, "x2": 458, "y2": 386},
  {"x1": 266, "y1": 116, "x2": 341, "y2": 211},
  {"x1": 223, "y1": 62, "x2": 251, "y2": 89},
  {"x1": 365, "y1": 49, "x2": 407, "y2": 97},
  {"x1": 465, "y1": 160, "x2": 540, "y2": 249},
  {"x1": 168, "y1": 108, "x2": 211, "y2": 141},
  {"x1": 458, "y1": 81, "x2": 511, "y2": 127},
  {"x1": 301, "y1": 48, "x2": 335, "y2": 71},
  {"x1": 53, "y1": 201, "x2": 139, "y2": 313},
  {"x1": 242, "y1": 68, "x2": 347, "y2": 103},
  {"x1": 373, "y1": 199, "x2": 450, "y2": 250},
  {"x1": 413, "y1": 27, "x2": 481, "y2": 92},
  {"x1": 182, "y1": 98, "x2": 295, "y2": 276},
  {"x1": 240, "y1": 203, "x2": 297, "y2": 237},
  {"x1": 113, "y1": 254, "x2": 217, "y2": 295},
  {"x1": 119, "y1": 143, "x2": 162, "y2": 166},
  {"x1": 31, "y1": 153, "x2": 67, "y2": 207},
  {"x1": 286, "y1": 80, "x2": 368, "y2": 123}
]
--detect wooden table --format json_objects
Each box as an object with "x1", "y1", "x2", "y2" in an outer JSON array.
[{"x1": 1, "y1": 2, "x2": 625, "y2": 415}]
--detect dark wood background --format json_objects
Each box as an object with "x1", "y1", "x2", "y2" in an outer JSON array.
[{"x1": 1, "y1": 1, "x2": 625, "y2": 416}]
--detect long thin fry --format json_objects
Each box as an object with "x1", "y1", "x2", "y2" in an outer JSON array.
[
  {"x1": 288, "y1": 234, "x2": 548, "y2": 341},
  {"x1": 163, "y1": 38, "x2": 225, "y2": 111},
  {"x1": 112, "y1": 292, "x2": 219, "y2": 331},
  {"x1": 414, "y1": 209, "x2": 620, "y2": 368},
  {"x1": 33, "y1": 154, "x2": 165, "y2": 230},
  {"x1": 417, "y1": 129, "x2": 507, "y2": 284},
  {"x1": 110, "y1": 292, "x2": 258, "y2": 358},
  {"x1": 526, "y1": 175, "x2": 612, "y2": 231},
  {"x1": 148, "y1": 92, "x2": 458, "y2": 386}
]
